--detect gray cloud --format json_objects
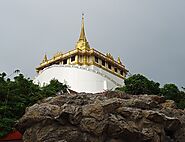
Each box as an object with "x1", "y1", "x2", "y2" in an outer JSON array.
[{"x1": 0, "y1": 0, "x2": 184, "y2": 87}]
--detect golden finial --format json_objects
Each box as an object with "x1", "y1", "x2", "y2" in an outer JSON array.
[
  {"x1": 76, "y1": 14, "x2": 90, "y2": 50},
  {"x1": 106, "y1": 53, "x2": 113, "y2": 59},
  {"x1": 79, "y1": 13, "x2": 87, "y2": 41},
  {"x1": 54, "y1": 52, "x2": 63, "y2": 58},
  {"x1": 118, "y1": 56, "x2": 122, "y2": 64},
  {"x1": 42, "y1": 54, "x2": 48, "y2": 63}
]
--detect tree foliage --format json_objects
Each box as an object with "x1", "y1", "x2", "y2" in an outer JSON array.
[
  {"x1": 160, "y1": 84, "x2": 185, "y2": 109},
  {"x1": 42, "y1": 79, "x2": 68, "y2": 97},
  {"x1": 160, "y1": 84, "x2": 180, "y2": 101},
  {"x1": 182, "y1": 87, "x2": 185, "y2": 92},
  {"x1": 116, "y1": 74, "x2": 185, "y2": 109},
  {"x1": 0, "y1": 72, "x2": 68, "y2": 138},
  {"x1": 120, "y1": 74, "x2": 160, "y2": 95}
]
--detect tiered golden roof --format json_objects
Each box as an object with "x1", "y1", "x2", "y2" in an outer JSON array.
[{"x1": 36, "y1": 15, "x2": 128, "y2": 79}]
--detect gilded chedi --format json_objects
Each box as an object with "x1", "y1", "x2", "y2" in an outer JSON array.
[{"x1": 34, "y1": 15, "x2": 128, "y2": 93}]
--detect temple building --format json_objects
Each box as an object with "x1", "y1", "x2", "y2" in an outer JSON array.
[{"x1": 34, "y1": 15, "x2": 128, "y2": 93}]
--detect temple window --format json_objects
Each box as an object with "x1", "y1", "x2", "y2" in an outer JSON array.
[
  {"x1": 71, "y1": 55, "x2": 75, "y2": 62},
  {"x1": 108, "y1": 64, "x2": 111, "y2": 70},
  {"x1": 120, "y1": 70, "x2": 123, "y2": 76},
  {"x1": 102, "y1": 60, "x2": 105, "y2": 66},
  {"x1": 63, "y1": 59, "x2": 67, "y2": 64},
  {"x1": 95, "y1": 56, "x2": 98, "y2": 63},
  {"x1": 114, "y1": 68, "x2": 117, "y2": 73}
]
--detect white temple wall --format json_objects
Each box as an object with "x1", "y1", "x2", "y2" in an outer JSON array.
[{"x1": 34, "y1": 65, "x2": 124, "y2": 93}]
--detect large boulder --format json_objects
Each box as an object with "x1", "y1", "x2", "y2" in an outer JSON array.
[{"x1": 16, "y1": 92, "x2": 185, "y2": 142}]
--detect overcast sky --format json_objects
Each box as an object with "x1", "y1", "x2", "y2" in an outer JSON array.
[{"x1": 0, "y1": 0, "x2": 185, "y2": 87}]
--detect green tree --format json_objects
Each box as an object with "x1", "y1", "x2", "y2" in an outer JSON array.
[
  {"x1": 160, "y1": 84, "x2": 180, "y2": 102},
  {"x1": 177, "y1": 91, "x2": 185, "y2": 109},
  {"x1": 0, "y1": 72, "x2": 68, "y2": 138},
  {"x1": 115, "y1": 86, "x2": 126, "y2": 92},
  {"x1": 116, "y1": 74, "x2": 185, "y2": 109},
  {"x1": 41, "y1": 79, "x2": 68, "y2": 97},
  {"x1": 123, "y1": 74, "x2": 160, "y2": 95},
  {"x1": 160, "y1": 84, "x2": 185, "y2": 108},
  {"x1": 182, "y1": 87, "x2": 185, "y2": 92}
]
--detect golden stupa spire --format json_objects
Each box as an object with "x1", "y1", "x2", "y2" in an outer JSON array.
[
  {"x1": 76, "y1": 13, "x2": 90, "y2": 50},
  {"x1": 79, "y1": 13, "x2": 87, "y2": 41}
]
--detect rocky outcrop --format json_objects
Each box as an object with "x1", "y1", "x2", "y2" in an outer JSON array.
[{"x1": 16, "y1": 91, "x2": 185, "y2": 142}]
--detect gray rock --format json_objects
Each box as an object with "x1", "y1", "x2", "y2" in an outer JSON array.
[{"x1": 16, "y1": 92, "x2": 185, "y2": 142}]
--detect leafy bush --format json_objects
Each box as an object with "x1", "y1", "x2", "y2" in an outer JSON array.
[
  {"x1": 160, "y1": 84, "x2": 180, "y2": 101},
  {"x1": 0, "y1": 72, "x2": 68, "y2": 138},
  {"x1": 160, "y1": 84, "x2": 185, "y2": 109},
  {"x1": 121, "y1": 74, "x2": 160, "y2": 95},
  {"x1": 42, "y1": 79, "x2": 68, "y2": 97},
  {"x1": 116, "y1": 74, "x2": 185, "y2": 109},
  {"x1": 0, "y1": 118, "x2": 15, "y2": 137}
]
